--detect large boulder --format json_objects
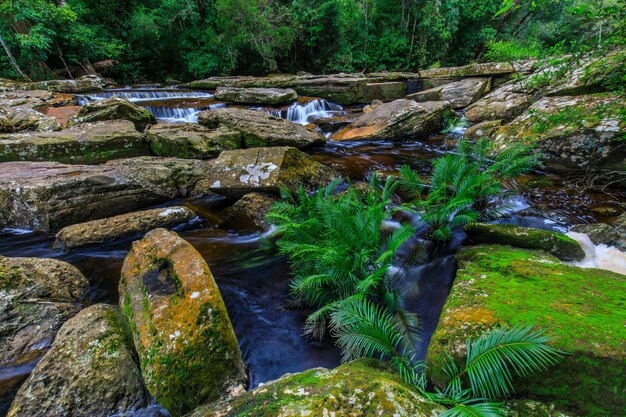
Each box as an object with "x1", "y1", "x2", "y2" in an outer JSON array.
[
  {"x1": 361, "y1": 81, "x2": 407, "y2": 102},
  {"x1": 198, "y1": 108, "x2": 325, "y2": 148},
  {"x1": 214, "y1": 87, "x2": 298, "y2": 105},
  {"x1": 428, "y1": 245, "x2": 626, "y2": 417},
  {"x1": 24, "y1": 75, "x2": 105, "y2": 93},
  {"x1": 193, "y1": 147, "x2": 339, "y2": 198},
  {"x1": 464, "y1": 81, "x2": 534, "y2": 122},
  {"x1": 419, "y1": 62, "x2": 516, "y2": 78},
  {"x1": 54, "y1": 205, "x2": 197, "y2": 250},
  {"x1": 406, "y1": 77, "x2": 491, "y2": 109},
  {"x1": 0, "y1": 106, "x2": 60, "y2": 133},
  {"x1": 146, "y1": 123, "x2": 242, "y2": 159},
  {"x1": 189, "y1": 359, "x2": 445, "y2": 417},
  {"x1": 464, "y1": 223, "x2": 585, "y2": 261},
  {"x1": 119, "y1": 229, "x2": 247, "y2": 416},
  {"x1": 1, "y1": 256, "x2": 88, "y2": 369},
  {"x1": 331, "y1": 99, "x2": 451, "y2": 141},
  {"x1": 493, "y1": 94, "x2": 626, "y2": 173},
  {"x1": 230, "y1": 192, "x2": 278, "y2": 230},
  {"x1": 68, "y1": 96, "x2": 156, "y2": 131},
  {"x1": 463, "y1": 119, "x2": 503, "y2": 140},
  {"x1": 546, "y1": 51, "x2": 625, "y2": 96},
  {"x1": 0, "y1": 157, "x2": 208, "y2": 231},
  {"x1": 0, "y1": 120, "x2": 149, "y2": 164},
  {"x1": 7, "y1": 304, "x2": 150, "y2": 417}
]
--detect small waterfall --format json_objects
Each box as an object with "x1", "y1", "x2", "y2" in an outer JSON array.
[
  {"x1": 267, "y1": 99, "x2": 343, "y2": 124},
  {"x1": 566, "y1": 231, "x2": 626, "y2": 275},
  {"x1": 144, "y1": 102, "x2": 226, "y2": 123},
  {"x1": 77, "y1": 89, "x2": 212, "y2": 105}
]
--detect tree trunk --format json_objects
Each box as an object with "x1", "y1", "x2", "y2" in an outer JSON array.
[{"x1": 0, "y1": 33, "x2": 31, "y2": 81}]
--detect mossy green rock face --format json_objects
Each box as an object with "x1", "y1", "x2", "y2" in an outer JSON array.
[
  {"x1": 146, "y1": 123, "x2": 242, "y2": 159},
  {"x1": 464, "y1": 223, "x2": 584, "y2": 261},
  {"x1": 332, "y1": 99, "x2": 451, "y2": 141},
  {"x1": 0, "y1": 256, "x2": 88, "y2": 368},
  {"x1": 7, "y1": 304, "x2": 149, "y2": 417},
  {"x1": 427, "y1": 245, "x2": 626, "y2": 417},
  {"x1": 120, "y1": 228, "x2": 247, "y2": 417},
  {"x1": 68, "y1": 96, "x2": 156, "y2": 131},
  {"x1": 198, "y1": 107, "x2": 325, "y2": 149},
  {"x1": 193, "y1": 146, "x2": 339, "y2": 198},
  {"x1": 188, "y1": 359, "x2": 445, "y2": 417},
  {"x1": 493, "y1": 94, "x2": 626, "y2": 173},
  {"x1": 0, "y1": 120, "x2": 150, "y2": 164}
]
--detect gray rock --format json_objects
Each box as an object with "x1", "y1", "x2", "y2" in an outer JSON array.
[
  {"x1": 407, "y1": 77, "x2": 491, "y2": 109},
  {"x1": 54, "y1": 206, "x2": 198, "y2": 250},
  {"x1": 68, "y1": 96, "x2": 156, "y2": 131},
  {"x1": 214, "y1": 87, "x2": 298, "y2": 105},
  {"x1": 24, "y1": 75, "x2": 105, "y2": 93},
  {"x1": 198, "y1": 107, "x2": 325, "y2": 148},
  {"x1": 0, "y1": 120, "x2": 149, "y2": 164},
  {"x1": 230, "y1": 192, "x2": 278, "y2": 230},
  {"x1": 7, "y1": 304, "x2": 149, "y2": 417},
  {"x1": 146, "y1": 123, "x2": 242, "y2": 159},
  {"x1": 0, "y1": 106, "x2": 60, "y2": 133},
  {"x1": 463, "y1": 120, "x2": 503, "y2": 140}
]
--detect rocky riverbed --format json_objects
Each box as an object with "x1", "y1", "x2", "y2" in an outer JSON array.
[{"x1": 0, "y1": 54, "x2": 625, "y2": 417}]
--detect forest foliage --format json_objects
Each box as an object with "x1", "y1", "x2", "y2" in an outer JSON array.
[{"x1": 1, "y1": 0, "x2": 623, "y2": 82}]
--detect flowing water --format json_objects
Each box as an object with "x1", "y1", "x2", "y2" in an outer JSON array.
[{"x1": 2, "y1": 91, "x2": 625, "y2": 416}]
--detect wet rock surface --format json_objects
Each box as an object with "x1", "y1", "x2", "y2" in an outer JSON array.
[
  {"x1": 120, "y1": 229, "x2": 247, "y2": 416},
  {"x1": 214, "y1": 87, "x2": 298, "y2": 105},
  {"x1": 332, "y1": 99, "x2": 451, "y2": 141},
  {"x1": 230, "y1": 192, "x2": 278, "y2": 230},
  {"x1": 68, "y1": 96, "x2": 156, "y2": 130},
  {"x1": 0, "y1": 106, "x2": 60, "y2": 133},
  {"x1": 0, "y1": 120, "x2": 149, "y2": 164},
  {"x1": 198, "y1": 107, "x2": 325, "y2": 149},
  {"x1": 146, "y1": 123, "x2": 242, "y2": 159},
  {"x1": 54, "y1": 206, "x2": 198, "y2": 250},
  {"x1": 7, "y1": 304, "x2": 150, "y2": 417},
  {"x1": 406, "y1": 77, "x2": 491, "y2": 109}
]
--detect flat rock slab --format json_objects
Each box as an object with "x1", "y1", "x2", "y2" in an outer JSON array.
[
  {"x1": 198, "y1": 107, "x2": 325, "y2": 148},
  {"x1": 54, "y1": 206, "x2": 197, "y2": 250},
  {"x1": 194, "y1": 146, "x2": 339, "y2": 198},
  {"x1": 23, "y1": 75, "x2": 105, "y2": 93},
  {"x1": 0, "y1": 256, "x2": 88, "y2": 369},
  {"x1": 146, "y1": 123, "x2": 242, "y2": 159},
  {"x1": 419, "y1": 62, "x2": 516, "y2": 78},
  {"x1": 406, "y1": 77, "x2": 491, "y2": 109},
  {"x1": 7, "y1": 304, "x2": 149, "y2": 417},
  {"x1": 331, "y1": 99, "x2": 451, "y2": 141},
  {"x1": 0, "y1": 157, "x2": 209, "y2": 231},
  {"x1": 214, "y1": 87, "x2": 298, "y2": 105},
  {"x1": 0, "y1": 120, "x2": 149, "y2": 164}
]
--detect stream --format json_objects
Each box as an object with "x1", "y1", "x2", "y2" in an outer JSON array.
[{"x1": 1, "y1": 88, "x2": 624, "y2": 416}]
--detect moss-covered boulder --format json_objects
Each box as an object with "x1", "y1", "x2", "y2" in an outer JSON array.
[
  {"x1": 7, "y1": 304, "x2": 150, "y2": 417},
  {"x1": 198, "y1": 107, "x2": 325, "y2": 149},
  {"x1": 119, "y1": 228, "x2": 247, "y2": 417},
  {"x1": 68, "y1": 96, "x2": 156, "y2": 131},
  {"x1": 188, "y1": 359, "x2": 445, "y2": 417},
  {"x1": 464, "y1": 223, "x2": 585, "y2": 261},
  {"x1": 193, "y1": 146, "x2": 339, "y2": 198},
  {"x1": 0, "y1": 256, "x2": 88, "y2": 369},
  {"x1": 493, "y1": 94, "x2": 626, "y2": 173},
  {"x1": 54, "y1": 206, "x2": 197, "y2": 250},
  {"x1": 427, "y1": 245, "x2": 626, "y2": 417},
  {"x1": 146, "y1": 123, "x2": 242, "y2": 159},
  {"x1": 214, "y1": 87, "x2": 298, "y2": 105},
  {"x1": 331, "y1": 99, "x2": 451, "y2": 141},
  {"x1": 0, "y1": 105, "x2": 60, "y2": 132},
  {"x1": 0, "y1": 120, "x2": 149, "y2": 164}
]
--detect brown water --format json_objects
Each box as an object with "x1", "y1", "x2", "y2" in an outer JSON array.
[{"x1": 1, "y1": 93, "x2": 624, "y2": 416}]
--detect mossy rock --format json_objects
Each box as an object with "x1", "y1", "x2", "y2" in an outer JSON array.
[
  {"x1": 427, "y1": 245, "x2": 626, "y2": 417},
  {"x1": 188, "y1": 359, "x2": 445, "y2": 417},
  {"x1": 146, "y1": 123, "x2": 242, "y2": 159},
  {"x1": 68, "y1": 96, "x2": 156, "y2": 131},
  {"x1": 7, "y1": 304, "x2": 149, "y2": 417},
  {"x1": 119, "y1": 228, "x2": 247, "y2": 417},
  {"x1": 464, "y1": 223, "x2": 584, "y2": 261}
]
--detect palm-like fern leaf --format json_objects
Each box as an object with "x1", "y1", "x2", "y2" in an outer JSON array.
[
  {"x1": 444, "y1": 325, "x2": 563, "y2": 400},
  {"x1": 438, "y1": 401, "x2": 506, "y2": 417}
]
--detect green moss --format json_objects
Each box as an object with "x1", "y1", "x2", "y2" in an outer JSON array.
[
  {"x1": 464, "y1": 223, "x2": 585, "y2": 261},
  {"x1": 428, "y1": 245, "x2": 626, "y2": 417}
]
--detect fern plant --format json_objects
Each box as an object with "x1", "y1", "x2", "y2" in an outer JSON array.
[
  {"x1": 399, "y1": 139, "x2": 538, "y2": 240},
  {"x1": 266, "y1": 176, "x2": 420, "y2": 340}
]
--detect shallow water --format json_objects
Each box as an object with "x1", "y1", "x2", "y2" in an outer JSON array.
[{"x1": 2, "y1": 92, "x2": 625, "y2": 415}]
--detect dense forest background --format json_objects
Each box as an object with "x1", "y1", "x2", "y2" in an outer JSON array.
[{"x1": 0, "y1": 0, "x2": 622, "y2": 83}]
